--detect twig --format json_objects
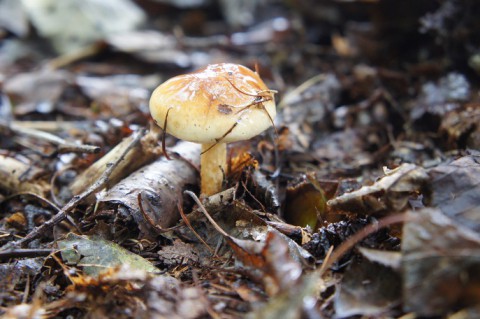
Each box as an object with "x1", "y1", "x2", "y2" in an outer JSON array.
[
  {"x1": 46, "y1": 42, "x2": 105, "y2": 70},
  {"x1": 23, "y1": 274, "x2": 30, "y2": 303},
  {"x1": 177, "y1": 201, "x2": 215, "y2": 254},
  {"x1": 241, "y1": 180, "x2": 267, "y2": 213},
  {"x1": 184, "y1": 190, "x2": 229, "y2": 237},
  {"x1": 5, "y1": 122, "x2": 100, "y2": 154},
  {"x1": 0, "y1": 248, "x2": 52, "y2": 261},
  {"x1": 0, "y1": 129, "x2": 146, "y2": 250},
  {"x1": 10, "y1": 120, "x2": 92, "y2": 132},
  {"x1": 50, "y1": 165, "x2": 75, "y2": 207},
  {"x1": 278, "y1": 73, "x2": 329, "y2": 109}
]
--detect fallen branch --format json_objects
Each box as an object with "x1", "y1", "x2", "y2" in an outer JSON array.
[{"x1": 97, "y1": 141, "x2": 200, "y2": 236}]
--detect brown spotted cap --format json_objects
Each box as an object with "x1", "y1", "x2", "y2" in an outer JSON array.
[{"x1": 149, "y1": 63, "x2": 276, "y2": 143}]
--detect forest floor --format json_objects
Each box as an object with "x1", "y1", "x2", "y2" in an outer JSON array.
[{"x1": 1, "y1": 1, "x2": 480, "y2": 318}]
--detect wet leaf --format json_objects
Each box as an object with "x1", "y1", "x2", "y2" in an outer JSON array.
[
  {"x1": 280, "y1": 73, "x2": 340, "y2": 125},
  {"x1": 75, "y1": 74, "x2": 157, "y2": 117},
  {"x1": 284, "y1": 179, "x2": 326, "y2": 228},
  {"x1": 4, "y1": 69, "x2": 72, "y2": 113},
  {"x1": 230, "y1": 17, "x2": 293, "y2": 46},
  {"x1": 426, "y1": 155, "x2": 480, "y2": 232},
  {"x1": 57, "y1": 233, "x2": 158, "y2": 277},
  {"x1": 334, "y1": 257, "x2": 401, "y2": 317},
  {"x1": 402, "y1": 208, "x2": 480, "y2": 316},
  {"x1": 218, "y1": 229, "x2": 305, "y2": 297},
  {"x1": 184, "y1": 199, "x2": 311, "y2": 296}
]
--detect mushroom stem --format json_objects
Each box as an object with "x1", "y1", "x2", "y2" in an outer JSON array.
[{"x1": 201, "y1": 142, "x2": 226, "y2": 196}]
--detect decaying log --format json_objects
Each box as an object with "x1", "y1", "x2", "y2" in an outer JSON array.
[
  {"x1": 0, "y1": 155, "x2": 49, "y2": 196},
  {"x1": 69, "y1": 130, "x2": 162, "y2": 195},
  {"x1": 97, "y1": 141, "x2": 200, "y2": 236}
]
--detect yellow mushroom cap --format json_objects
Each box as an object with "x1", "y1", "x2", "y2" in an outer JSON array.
[{"x1": 149, "y1": 63, "x2": 276, "y2": 144}]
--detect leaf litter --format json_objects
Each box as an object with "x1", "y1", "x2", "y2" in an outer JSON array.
[{"x1": 1, "y1": 0, "x2": 480, "y2": 318}]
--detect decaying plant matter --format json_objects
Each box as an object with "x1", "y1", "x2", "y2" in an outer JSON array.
[{"x1": 1, "y1": 1, "x2": 480, "y2": 318}]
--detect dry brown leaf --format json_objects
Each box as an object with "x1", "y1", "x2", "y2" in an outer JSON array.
[{"x1": 328, "y1": 163, "x2": 428, "y2": 213}]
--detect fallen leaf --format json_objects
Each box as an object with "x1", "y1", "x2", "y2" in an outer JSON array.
[
  {"x1": 357, "y1": 246, "x2": 401, "y2": 270},
  {"x1": 21, "y1": 0, "x2": 145, "y2": 54},
  {"x1": 4, "y1": 69, "x2": 72, "y2": 114},
  {"x1": 106, "y1": 30, "x2": 191, "y2": 67},
  {"x1": 328, "y1": 163, "x2": 429, "y2": 214},
  {"x1": 426, "y1": 155, "x2": 480, "y2": 232},
  {"x1": 402, "y1": 208, "x2": 480, "y2": 316},
  {"x1": 57, "y1": 233, "x2": 158, "y2": 277},
  {"x1": 185, "y1": 197, "x2": 311, "y2": 296},
  {"x1": 247, "y1": 272, "x2": 321, "y2": 319},
  {"x1": 334, "y1": 257, "x2": 401, "y2": 317},
  {"x1": 284, "y1": 178, "x2": 326, "y2": 228}
]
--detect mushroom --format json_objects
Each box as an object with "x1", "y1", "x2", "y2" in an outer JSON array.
[{"x1": 149, "y1": 63, "x2": 276, "y2": 196}]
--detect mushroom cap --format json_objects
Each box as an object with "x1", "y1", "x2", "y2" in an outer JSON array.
[{"x1": 149, "y1": 63, "x2": 276, "y2": 144}]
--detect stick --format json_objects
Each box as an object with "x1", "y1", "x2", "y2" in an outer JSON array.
[
  {"x1": 9, "y1": 120, "x2": 92, "y2": 132},
  {"x1": 0, "y1": 248, "x2": 52, "y2": 261},
  {"x1": 0, "y1": 129, "x2": 146, "y2": 250},
  {"x1": 184, "y1": 190, "x2": 229, "y2": 237},
  {"x1": 3, "y1": 122, "x2": 100, "y2": 154}
]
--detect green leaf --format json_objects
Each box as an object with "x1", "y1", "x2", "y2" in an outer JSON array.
[{"x1": 57, "y1": 233, "x2": 158, "y2": 277}]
